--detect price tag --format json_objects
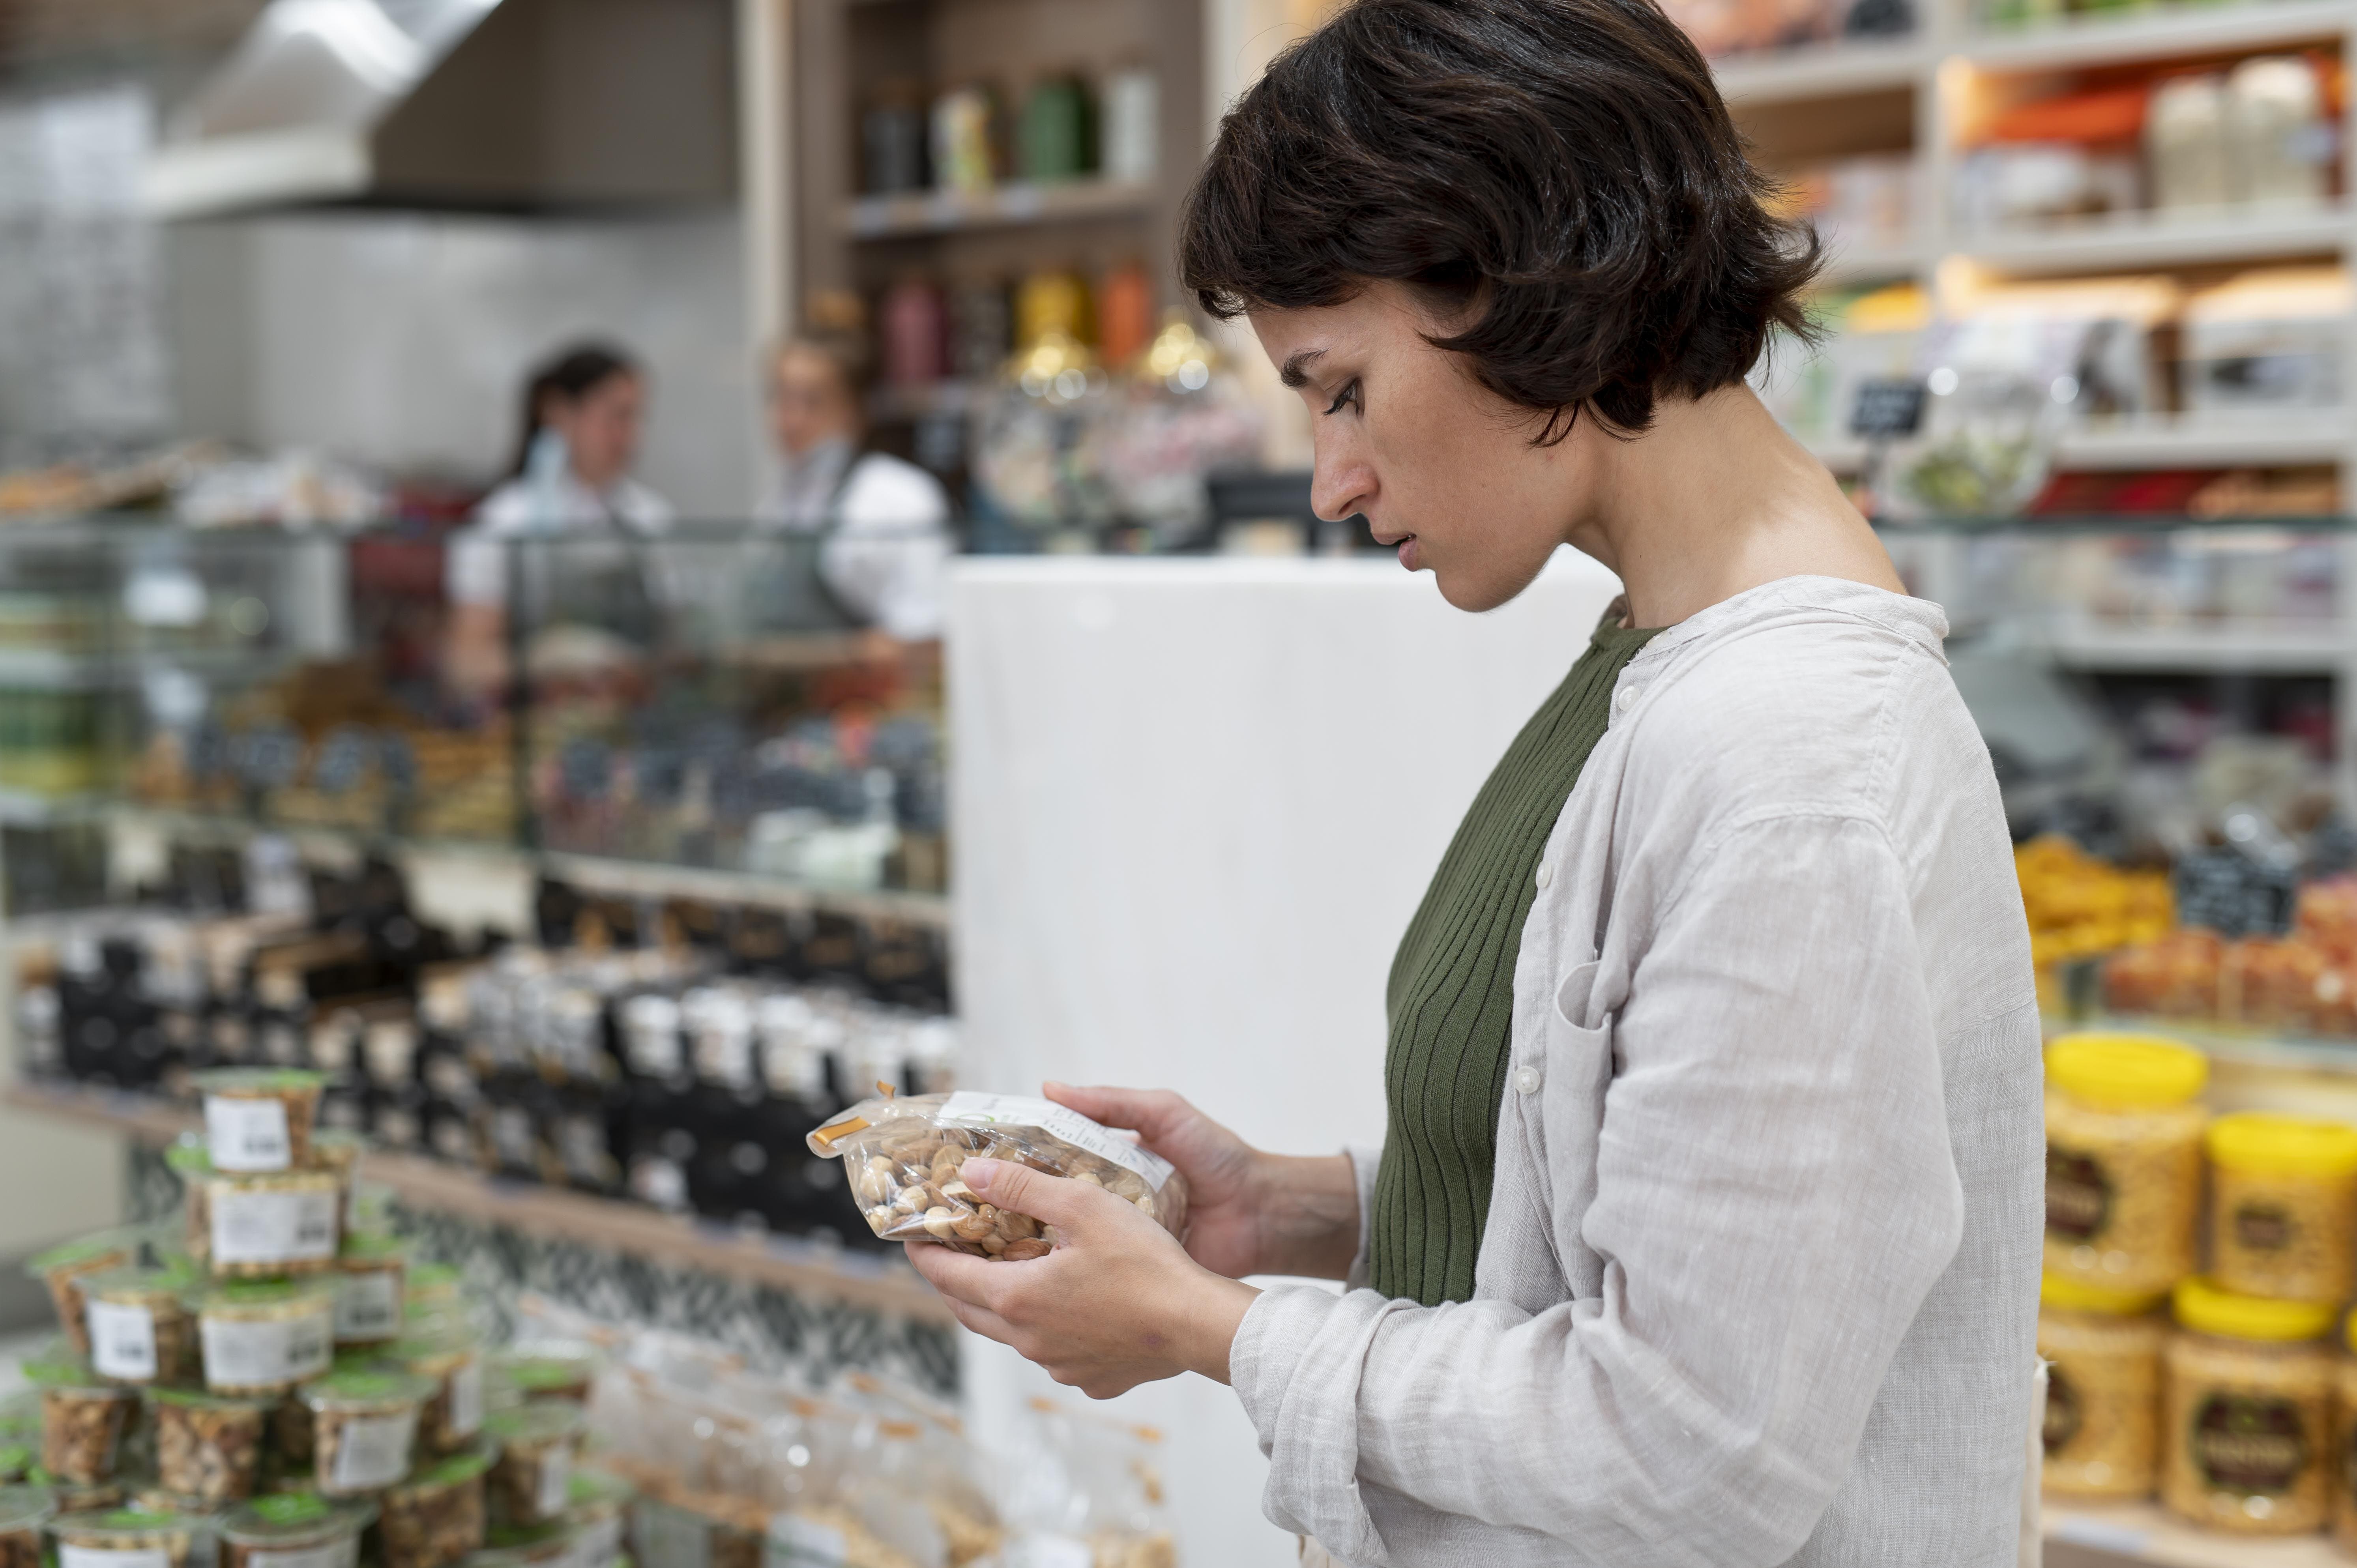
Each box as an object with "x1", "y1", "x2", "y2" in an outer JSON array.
[
  {"x1": 1848, "y1": 377, "x2": 1928, "y2": 440},
  {"x1": 537, "y1": 1445, "x2": 574, "y2": 1519},
  {"x1": 331, "y1": 1409, "x2": 417, "y2": 1490},
  {"x1": 60, "y1": 1549, "x2": 170, "y2": 1568},
  {"x1": 207, "y1": 1096, "x2": 293, "y2": 1171},
  {"x1": 87, "y1": 1299, "x2": 157, "y2": 1380},
  {"x1": 939, "y1": 1092, "x2": 1176, "y2": 1190},
  {"x1": 213, "y1": 1187, "x2": 339, "y2": 1266},
  {"x1": 202, "y1": 1311, "x2": 331, "y2": 1388},
  {"x1": 447, "y1": 1359, "x2": 485, "y2": 1438}
]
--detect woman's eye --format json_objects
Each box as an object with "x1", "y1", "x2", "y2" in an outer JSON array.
[{"x1": 1322, "y1": 379, "x2": 1361, "y2": 417}]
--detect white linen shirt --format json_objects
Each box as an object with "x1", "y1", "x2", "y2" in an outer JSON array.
[
  {"x1": 760, "y1": 442, "x2": 953, "y2": 639},
  {"x1": 1230, "y1": 575, "x2": 2044, "y2": 1568}
]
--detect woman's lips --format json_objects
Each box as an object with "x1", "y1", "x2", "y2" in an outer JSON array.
[{"x1": 1396, "y1": 535, "x2": 1420, "y2": 571}]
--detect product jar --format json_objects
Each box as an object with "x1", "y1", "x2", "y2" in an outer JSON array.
[
  {"x1": 216, "y1": 1491, "x2": 375, "y2": 1568},
  {"x1": 560, "y1": 1469, "x2": 633, "y2": 1568},
  {"x1": 488, "y1": 1346, "x2": 600, "y2": 1409},
  {"x1": 404, "y1": 1266, "x2": 464, "y2": 1317},
  {"x1": 303, "y1": 1369, "x2": 431, "y2": 1497},
  {"x1": 188, "y1": 1164, "x2": 342, "y2": 1278},
  {"x1": 146, "y1": 1388, "x2": 268, "y2": 1506},
  {"x1": 2205, "y1": 1111, "x2": 2357, "y2": 1302},
  {"x1": 26, "y1": 1235, "x2": 133, "y2": 1358},
  {"x1": 378, "y1": 1449, "x2": 490, "y2": 1568},
  {"x1": 2336, "y1": 1319, "x2": 2357, "y2": 1555},
  {"x1": 197, "y1": 1280, "x2": 335, "y2": 1397},
  {"x1": 28, "y1": 1361, "x2": 135, "y2": 1485},
  {"x1": 0, "y1": 1484, "x2": 54, "y2": 1568},
  {"x1": 48, "y1": 1506, "x2": 209, "y2": 1568},
  {"x1": 82, "y1": 1264, "x2": 197, "y2": 1387},
  {"x1": 482, "y1": 1404, "x2": 584, "y2": 1527},
  {"x1": 2042, "y1": 1033, "x2": 2207, "y2": 1296},
  {"x1": 193, "y1": 1068, "x2": 326, "y2": 1173},
  {"x1": 2161, "y1": 1276, "x2": 2336, "y2": 1534},
  {"x1": 2037, "y1": 1273, "x2": 2166, "y2": 1500},
  {"x1": 331, "y1": 1235, "x2": 408, "y2": 1348},
  {"x1": 386, "y1": 1331, "x2": 485, "y2": 1456}
]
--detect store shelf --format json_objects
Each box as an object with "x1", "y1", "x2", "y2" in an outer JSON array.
[
  {"x1": 1966, "y1": 0, "x2": 2355, "y2": 72},
  {"x1": 2056, "y1": 415, "x2": 2351, "y2": 470},
  {"x1": 1, "y1": 1078, "x2": 955, "y2": 1325},
  {"x1": 1711, "y1": 36, "x2": 1928, "y2": 103},
  {"x1": 1818, "y1": 236, "x2": 1927, "y2": 283},
  {"x1": 846, "y1": 178, "x2": 1153, "y2": 239},
  {"x1": 2041, "y1": 621, "x2": 2348, "y2": 671},
  {"x1": 1958, "y1": 204, "x2": 2350, "y2": 275},
  {"x1": 2047, "y1": 1500, "x2": 2343, "y2": 1568}
]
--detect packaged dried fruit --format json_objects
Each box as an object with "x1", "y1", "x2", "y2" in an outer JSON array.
[
  {"x1": 82, "y1": 1264, "x2": 197, "y2": 1387},
  {"x1": 386, "y1": 1332, "x2": 485, "y2": 1456},
  {"x1": 49, "y1": 1506, "x2": 208, "y2": 1568},
  {"x1": 148, "y1": 1388, "x2": 268, "y2": 1506},
  {"x1": 0, "y1": 1484, "x2": 54, "y2": 1568},
  {"x1": 28, "y1": 1361, "x2": 135, "y2": 1485},
  {"x1": 194, "y1": 1069, "x2": 326, "y2": 1173},
  {"x1": 183, "y1": 1156, "x2": 342, "y2": 1278},
  {"x1": 217, "y1": 1491, "x2": 374, "y2": 1568},
  {"x1": 303, "y1": 1369, "x2": 430, "y2": 1497},
  {"x1": 198, "y1": 1280, "x2": 335, "y2": 1397},
  {"x1": 560, "y1": 1469, "x2": 633, "y2": 1568},
  {"x1": 379, "y1": 1448, "x2": 491, "y2": 1568},
  {"x1": 27, "y1": 1235, "x2": 133, "y2": 1357},
  {"x1": 483, "y1": 1403, "x2": 583, "y2": 1526},
  {"x1": 2161, "y1": 1277, "x2": 2335, "y2": 1534},
  {"x1": 808, "y1": 1091, "x2": 1187, "y2": 1255},
  {"x1": 2037, "y1": 1274, "x2": 2166, "y2": 1501},
  {"x1": 331, "y1": 1236, "x2": 407, "y2": 1347},
  {"x1": 486, "y1": 1347, "x2": 598, "y2": 1410},
  {"x1": 2205, "y1": 1112, "x2": 2357, "y2": 1303},
  {"x1": 2041, "y1": 1034, "x2": 2206, "y2": 1297}
]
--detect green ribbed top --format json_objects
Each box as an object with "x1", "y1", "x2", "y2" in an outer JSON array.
[{"x1": 1370, "y1": 610, "x2": 1659, "y2": 1305}]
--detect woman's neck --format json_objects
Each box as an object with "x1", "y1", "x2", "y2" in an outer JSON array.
[{"x1": 1566, "y1": 384, "x2": 1903, "y2": 629}]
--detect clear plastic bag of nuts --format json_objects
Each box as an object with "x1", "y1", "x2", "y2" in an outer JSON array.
[{"x1": 807, "y1": 1092, "x2": 1187, "y2": 1256}]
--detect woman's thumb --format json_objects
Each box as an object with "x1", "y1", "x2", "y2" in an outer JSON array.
[{"x1": 962, "y1": 1158, "x2": 1087, "y2": 1230}]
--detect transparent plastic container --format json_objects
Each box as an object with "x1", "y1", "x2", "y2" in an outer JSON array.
[
  {"x1": 193, "y1": 1068, "x2": 326, "y2": 1173},
  {"x1": 485, "y1": 1347, "x2": 597, "y2": 1410},
  {"x1": 379, "y1": 1448, "x2": 490, "y2": 1568},
  {"x1": 462, "y1": 1524, "x2": 576, "y2": 1568},
  {"x1": 185, "y1": 1162, "x2": 342, "y2": 1278},
  {"x1": 482, "y1": 1404, "x2": 582, "y2": 1526},
  {"x1": 82, "y1": 1265, "x2": 197, "y2": 1387},
  {"x1": 2205, "y1": 1113, "x2": 2357, "y2": 1303},
  {"x1": 303, "y1": 1369, "x2": 431, "y2": 1497},
  {"x1": 147, "y1": 1388, "x2": 268, "y2": 1506},
  {"x1": 28, "y1": 1361, "x2": 135, "y2": 1485},
  {"x1": 197, "y1": 1280, "x2": 335, "y2": 1396},
  {"x1": 331, "y1": 1236, "x2": 408, "y2": 1348},
  {"x1": 49, "y1": 1506, "x2": 209, "y2": 1568},
  {"x1": 26, "y1": 1235, "x2": 132, "y2": 1358},
  {"x1": 216, "y1": 1492, "x2": 375, "y2": 1568},
  {"x1": 560, "y1": 1469, "x2": 633, "y2": 1568},
  {"x1": 2037, "y1": 1274, "x2": 2166, "y2": 1500},
  {"x1": 0, "y1": 1484, "x2": 54, "y2": 1568},
  {"x1": 2041, "y1": 1034, "x2": 2207, "y2": 1297},
  {"x1": 2161, "y1": 1278, "x2": 2335, "y2": 1534},
  {"x1": 386, "y1": 1332, "x2": 484, "y2": 1456}
]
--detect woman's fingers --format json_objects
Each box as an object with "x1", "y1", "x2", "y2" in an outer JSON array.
[
  {"x1": 905, "y1": 1235, "x2": 1018, "y2": 1310},
  {"x1": 958, "y1": 1158, "x2": 1115, "y2": 1237},
  {"x1": 1043, "y1": 1082, "x2": 1197, "y2": 1143}
]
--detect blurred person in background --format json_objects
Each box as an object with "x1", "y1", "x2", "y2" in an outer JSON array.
[
  {"x1": 446, "y1": 342, "x2": 674, "y2": 695},
  {"x1": 762, "y1": 331, "x2": 952, "y2": 642}
]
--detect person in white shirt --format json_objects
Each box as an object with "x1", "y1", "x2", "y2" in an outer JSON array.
[
  {"x1": 760, "y1": 332, "x2": 952, "y2": 641},
  {"x1": 446, "y1": 343, "x2": 674, "y2": 694}
]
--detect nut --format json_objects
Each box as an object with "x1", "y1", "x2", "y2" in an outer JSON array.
[
  {"x1": 0, "y1": 1528, "x2": 37, "y2": 1568},
  {"x1": 483, "y1": 1405, "x2": 582, "y2": 1526},
  {"x1": 29, "y1": 1239, "x2": 130, "y2": 1358},
  {"x1": 41, "y1": 1385, "x2": 132, "y2": 1484},
  {"x1": 153, "y1": 1394, "x2": 267, "y2": 1504},
  {"x1": 379, "y1": 1456, "x2": 489, "y2": 1568},
  {"x1": 305, "y1": 1372, "x2": 430, "y2": 1496}
]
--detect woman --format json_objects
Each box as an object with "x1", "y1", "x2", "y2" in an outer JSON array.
[
  {"x1": 446, "y1": 343, "x2": 673, "y2": 692},
  {"x1": 760, "y1": 331, "x2": 952, "y2": 640},
  {"x1": 907, "y1": 3, "x2": 2042, "y2": 1566}
]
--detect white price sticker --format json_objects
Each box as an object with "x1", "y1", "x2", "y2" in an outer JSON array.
[
  {"x1": 536, "y1": 1445, "x2": 574, "y2": 1519},
  {"x1": 202, "y1": 1311, "x2": 332, "y2": 1389},
  {"x1": 447, "y1": 1359, "x2": 484, "y2": 1437},
  {"x1": 207, "y1": 1096, "x2": 293, "y2": 1171},
  {"x1": 212, "y1": 1186, "x2": 339, "y2": 1266},
  {"x1": 60, "y1": 1548, "x2": 170, "y2": 1568},
  {"x1": 87, "y1": 1299, "x2": 157, "y2": 1380},
  {"x1": 333, "y1": 1272, "x2": 401, "y2": 1341},
  {"x1": 766, "y1": 1515, "x2": 848, "y2": 1568},
  {"x1": 330, "y1": 1409, "x2": 417, "y2": 1491},
  {"x1": 938, "y1": 1093, "x2": 1176, "y2": 1191},
  {"x1": 249, "y1": 1540, "x2": 358, "y2": 1568}
]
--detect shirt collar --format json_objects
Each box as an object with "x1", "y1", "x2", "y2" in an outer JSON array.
[{"x1": 1631, "y1": 574, "x2": 1951, "y2": 667}]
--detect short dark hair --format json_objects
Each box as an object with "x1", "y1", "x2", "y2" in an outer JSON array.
[
  {"x1": 1178, "y1": 0, "x2": 1820, "y2": 439},
  {"x1": 509, "y1": 342, "x2": 639, "y2": 476}
]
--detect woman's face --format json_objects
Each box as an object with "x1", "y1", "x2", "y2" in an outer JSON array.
[
  {"x1": 543, "y1": 372, "x2": 645, "y2": 490},
  {"x1": 1252, "y1": 283, "x2": 1601, "y2": 612},
  {"x1": 771, "y1": 346, "x2": 859, "y2": 459}
]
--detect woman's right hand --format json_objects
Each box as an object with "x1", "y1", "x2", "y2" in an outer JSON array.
[{"x1": 1043, "y1": 1083, "x2": 1361, "y2": 1282}]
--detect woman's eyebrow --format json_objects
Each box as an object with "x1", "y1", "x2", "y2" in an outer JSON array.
[{"x1": 1278, "y1": 349, "x2": 1326, "y2": 389}]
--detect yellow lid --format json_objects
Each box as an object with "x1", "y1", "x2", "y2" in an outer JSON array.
[
  {"x1": 2174, "y1": 1277, "x2": 2337, "y2": 1343},
  {"x1": 2041, "y1": 1273, "x2": 2164, "y2": 1316},
  {"x1": 2045, "y1": 1033, "x2": 2208, "y2": 1109},
  {"x1": 2205, "y1": 1111, "x2": 2357, "y2": 1179}
]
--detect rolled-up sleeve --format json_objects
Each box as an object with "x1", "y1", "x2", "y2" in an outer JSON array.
[{"x1": 1231, "y1": 812, "x2": 1967, "y2": 1568}]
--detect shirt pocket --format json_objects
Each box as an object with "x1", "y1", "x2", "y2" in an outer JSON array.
[{"x1": 1516, "y1": 959, "x2": 1616, "y2": 1296}]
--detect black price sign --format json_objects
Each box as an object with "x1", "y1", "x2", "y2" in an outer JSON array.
[{"x1": 1849, "y1": 377, "x2": 1928, "y2": 440}]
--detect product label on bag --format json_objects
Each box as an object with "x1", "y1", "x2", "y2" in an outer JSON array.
[
  {"x1": 208, "y1": 1096, "x2": 294, "y2": 1170},
  {"x1": 447, "y1": 1359, "x2": 485, "y2": 1437},
  {"x1": 334, "y1": 1272, "x2": 401, "y2": 1340},
  {"x1": 202, "y1": 1311, "x2": 332, "y2": 1388},
  {"x1": 331, "y1": 1409, "x2": 418, "y2": 1490},
  {"x1": 249, "y1": 1540, "x2": 359, "y2": 1568},
  {"x1": 537, "y1": 1446, "x2": 574, "y2": 1518},
  {"x1": 938, "y1": 1093, "x2": 1176, "y2": 1191},
  {"x1": 60, "y1": 1547, "x2": 170, "y2": 1568},
  {"x1": 88, "y1": 1299, "x2": 158, "y2": 1380},
  {"x1": 212, "y1": 1186, "x2": 339, "y2": 1266}
]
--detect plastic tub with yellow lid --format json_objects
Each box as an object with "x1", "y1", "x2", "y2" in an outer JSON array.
[
  {"x1": 2161, "y1": 1277, "x2": 2336, "y2": 1534},
  {"x1": 2205, "y1": 1112, "x2": 2357, "y2": 1303},
  {"x1": 2042, "y1": 1033, "x2": 2208, "y2": 1296},
  {"x1": 2037, "y1": 1273, "x2": 2167, "y2": 1500}
]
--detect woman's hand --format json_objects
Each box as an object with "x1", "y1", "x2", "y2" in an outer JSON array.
[
  {"x1": 1042, "y1": 1083, "x2": 1361, "y2": 1282},
  {"x1": 904, "y1": 1157, "x2": 1260, "y2": 1398}
]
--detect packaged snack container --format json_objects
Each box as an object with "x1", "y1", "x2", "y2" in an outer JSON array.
[
  {"x1": 42, "y1": 1481, "x2": 122, "y2": 1515},
  {"x1": 217, "y1": 1492, "x2": 375, "y2": 1568},
  {"x1": 463, "y1": 1525, "x2": 575, "y2": 1568},
  {"x1": 2161, "y1": 1277, "x2": 2335, "y2": 1533},
  {"x1": 82, "y1": 1265, "x2": 197, "y2": 1387},
  {"x1": 198, "y1": 1280, "x2": 335, "y2": 1397},
  {"x1": 49, "y1": 1506, "x2": 209, "y2": 1568},
  {"x1": 0, "y1": 1484, "x2": 54, "y2": 1568},
  {"x1": 482, "y1": 1405, "x2": 582, "y2": 1527},
  {"x1": 2041, "y1": 1035, "x2": 2207, "y2": 1296},
  {"x1": 808, "y1": 1091, "x2": 1188, "y2": 1256},
  {"x1": 186, "y1": 1160, "x2": 342, "y2": 1278},
  {"x1": 331, "y1": 1237, "x2": 407, "y2": 1347},
  {"x1": 29, "y1": 1361, "x2": 135, "y2": 1485},
  {"x1": 2036, "y1": 1274, "x2": 2166, "y2": 1500},
  {"x1": 560, "y1": 1470, "x2": 632, "y2": 1568},
  {"x1": 386, "y1": 1332, "x2": 484, "y2": 1456},
  {"x1": 148, "y1": 1388, "x2": 269, "y2": 1505},
  {"x1": 0, "y1": 1446, "x2": 28, "y2": 1486},
  {"x1": 302, "y1": 1370, "x2": 430, "y2": 1497},
  {"x1": 378, "y1": 1449, "x2": 490, "y2": 1568},
  {"x1": 2338, "y1": 1320, "x2": 2357, "y2": 1553},
  {"x1": 2205, "y1": 1112, "x2": 2357, "y2": 1302},
  {"x1": 404, "y1": 1267, "x2": 463, "y2": 1316},
  {"x1": 485, "y1": 1348, "x2": 597, "y2": 1410},
  {"x1": 194, "y1": 1069, "x2": 326, "y2": 1173},
  {"x1": 27, "y1": 1236, "x2": 133, "y2": 1357},
  {"x1": 311, "y1": 1132, "x2": 363, "y2": 1184}
]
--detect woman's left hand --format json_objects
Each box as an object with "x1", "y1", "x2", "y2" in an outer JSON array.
[{"x1": 905, "y1": 1157, "x2": 1261, "y2": 1399}]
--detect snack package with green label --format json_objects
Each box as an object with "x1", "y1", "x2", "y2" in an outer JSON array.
[
  {"x1": 560, "y1": 1469, "x2": 633, "y2": 1568},
  {"x1": 486, "y1": 1346, "x2": 598, "y2": 1411},
  {"x1": 0, "y1": 1483, "x2": 54, "y2": 1568},
  {"x1": 28, "y1": 1361, "x2": 135, "y2": 1485},
  {"x1": 26, "y1": 1235, "x2": 133, "y2": 1357},
  {"x1": 465, "y1": 1522, "x2": 577, "y2": 1568},
  {"x1": 303, "y1": 1370, "x2": 430, "y2": 1497},
  {"x1": 216, "y1": 1491, "x2": 374, "y2": 1568},
  {"x1": 807, "y1": 1091, "x2": 1187, "y2": 1255},
  {"x1": 379, "y1": 1449, "x2": 490, "y2": 1568},
  {"x1": 482, "y1": 1404, "x2": 582, "y2": 1527},
  {"x1": 49, "y1": 1505, "x2": 209, "y2": 1568},
  {"x1": 193, "y1": 1068, "x2": 326, "y2": 1173},
  {"x1": 331, "y1": 1236, "x2": 408, "y2": 1347},
  {"x1": 197, "y1": 1280, "x2": 335, "y2": 1396},
  {"x1": 182, "y1": 1156, "x2": 343, "y2": 1278},
  {"x1": 148, "y1": 1388, "x2": 268, "y2": 1505},
  {"x1": 386, "y1": 1333, "x2": 484, "y2": 1457},
  {"x1": 83, "y1": 1264, "x2": 197, "y2": 1387}
]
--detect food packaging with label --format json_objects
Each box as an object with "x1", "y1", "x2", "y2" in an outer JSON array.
[
  {"x1": 2041, "y1": 1035, "x2": 2206, "y2": 1297},
  {"x1": 27, "y1": 1236, "x2": 133, "y2": 1358},
  {"x1": 0, "y1": 1446, "x2": 26, "y2": 1486},
  {"x1": 216, "y1": 1492, "x2": 374, "y2": 1568},
  {"x1": 194, "y1": 1070, "x2": 326, "y2": 1173},
  {"x1": 185, "y1": 1158, "x2": 342, "y2": 1278},
  {"x1": 0, "y1": 1485, "x2": 52, "y2": 1568},
  {"x1": 2335, "y1": 1313, "x2": 2357, "y2": 1553},
  {"x1": 198, "y1": 1280, "x2": 335, "y2": 1396},
  {"x1": 49, "y1": 1506, "x2": 209, "y2": 1568},
  {"x1": 81, "y1": 1265, "x2": 196, "y2": 1387},
  {"x1": 486, "y1": 1347, "x2": 597, "y2": 1411},
  {"x1": 464, "y1": 1525, "x2": 577, "y2": 1568},
  {"x1": 2037, "y1": 1274, "x2": 2166, "y2": 1500},
  {"x1": 303, "y1": 1370, "x2": 429, "y2": 1497},
  {"x1": 28, "y1": 1361, "x2": 135, "y2": 1485},
  {"x1": 2161, "y1": 1277, "x2": 2335, "y2": 1534},
  {"x1": 388, "y1": 1333, "x2": 484, "y2": 1456},
  {"x1": 809, "y1": 1091, "x2": 1188, "y2": 1254},
  {"x1": 2205, "y1": 1112, "x2": 2357, "y2": 1302},
  {"x1": 483, "y1": 1405, "x2": 582, "y2": 1527},
  {"x1": 379, "y1": 1449, "x2": 490, "y2": 1568},
  {"x1": 404, "y1": 1266, "x2": 464, "y2": 1317},
  {"x1": 559, "y1": 1469, "x2": 632, "y2": 1568},
  {"x1": 331, "y1": 1236, "x2": 406, "y2": 1347},
  {"x1": 147, "y1": 1388, "x2": 268, "y2": 1505}
]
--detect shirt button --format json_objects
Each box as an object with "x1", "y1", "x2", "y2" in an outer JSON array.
[
  {"x1": 1534, "y1": 862, "x2": 1553, "y2": 889},
  {"x1": 1614, "y1": 685, "x2": 1636, "y2": 713},
  {"x1": 1513, "y1": 1064, "x2": 1544, "y2": 1095}
]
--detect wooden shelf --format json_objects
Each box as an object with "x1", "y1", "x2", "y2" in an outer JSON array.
[
  {"x1": 1711, "y1": 37, "x2": 1929, "y2": 104},
  {"x1": 1958, "y1": 204, "x2": 2349, "y2": 275},
  {"x1": 2047, "y1": 1500, "x2": 2346, "y2": 1568},
  {"x1": 2, "y1": 1078, "x2": 955, "y2": 1326},
  {"x1": 845, "y1": 178, "x2": 1154, "y2": 240},
  {"x1": 1966, "y1": 0, "x2": 2355, "y2": 73}
]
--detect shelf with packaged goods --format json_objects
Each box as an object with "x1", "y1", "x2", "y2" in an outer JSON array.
[
  {"x1": 0, "y1": 1077, "x2": 955, "y2": 1326},
  {"x1": 844, "y1": 177, "x2": 1155, "y2": 240},
  {"x1": 1710, "y1": 36, "x2": 1930, "y2": 104},
  {"x1": 2038, "y1": 621, "x2": 2349, "y2": 671},
  {"x1": 1808, "y1": 415, "x2": 2352, "y2": 474},
  {"x1": 1956, "y1": 204, "x2": 2351, "y2": 277},
  {"x1": 1964, "y1": 0, "x2": 2355, "y2": 73},
  {"x1": 2046, "y1": 1499, "x2": 2346, "y2": 1568},
  {"x1": 1817, "y1": 238, "x2": 1930, "y2": 284}
]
